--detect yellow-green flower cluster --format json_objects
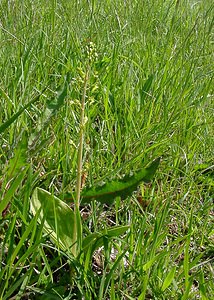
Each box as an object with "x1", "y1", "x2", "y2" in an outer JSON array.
[{"x1": 85, "y1": 41, "x2": 98, "y2": 63}]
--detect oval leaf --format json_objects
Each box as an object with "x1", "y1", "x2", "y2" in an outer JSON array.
[{"x1": 30, "y1": 187, "x2": 75, "y2": 254}]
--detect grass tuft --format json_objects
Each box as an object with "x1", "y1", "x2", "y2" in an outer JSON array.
[{"x1": 0, "y1": 0, "x2": 213, "y2": 298}]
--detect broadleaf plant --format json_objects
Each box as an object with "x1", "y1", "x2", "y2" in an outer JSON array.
[
  {"x1": 80, "y1": 157, "x2": 160, "y2": 204},
  {"x1": 30, "y1": 187, "x2": 130, "y2": 257},
  {"x1": 30, "y1": 188, "x2": 76, "y2": 254},
  {"x1": 29, "y1": 42, "x2": 160, "y2": 267}
]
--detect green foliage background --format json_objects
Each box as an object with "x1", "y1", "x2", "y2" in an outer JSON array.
[{"x1": 0, "y1": 0, "x2": 213, "y2": 299}]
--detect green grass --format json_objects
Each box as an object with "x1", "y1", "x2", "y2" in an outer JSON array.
[{"x1": 0, "y1": 0, "x2": 213, "y2": 299}]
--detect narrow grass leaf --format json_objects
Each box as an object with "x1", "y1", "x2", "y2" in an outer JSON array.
[
  {"x1": 140, "y1": 75, "x2": 154, "y2": 103},
  {"x1": 0, "y1": 88, "x2": 47, "y2": 134},
  {"x1": 8, "y1": 212, "x2": 39, "y2": 266},
  {"x1": 15, "y1": 273, "x2": 29, "y2": 300},
  {"x1": 120, "y1": 292, "x2": 135, "y2": 300},
  {"x1": 142, "y1": 249, "x2": 167, "y2": 272},
  {"x1": 181, "y1": 277, "x2": 193, "y2": 300},
  {"x1": 38, "y1": 247, "x2": 54, "y2": 284},
  {"x1": 110, "y1": 278, "x2": 116, "y2": 300},
  {"x1": 143, "y1": 255, "x2": 158, "y2": 271},
  {"x1": 6, "y1": 132, "x2": 28, "y2": 179},
  {"x1": 104, "y1": 249, "x2": 127, "y2": 297},
  {"x1": 161, "y1": 266, "x2": 176, "y2": 291},
  {"x1": 38, "y1": 86, "x2": 67, "y2": 130},
  {"x1": 0, "y1": 214, "x2": 16, "y2": 283},
  {"x1": 0, "y1": 168, "x2": 27, "y2": 216},
  {"x1": 3, "y1": 271, "x2": 30, "y2": 300},
  {"x1": 29, "y1": 84, "x2": 68, "y2": 151},
  {"x1": 199, "y1": 270, "x2": 208, "y2": 300},
  {"x1": 82, "y1": 225, "x2": 129, "y2": 253}
]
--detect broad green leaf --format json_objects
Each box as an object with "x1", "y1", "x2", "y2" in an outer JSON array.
[
  {"x1": 161, "y1": 266, "x2": 176, "y2": 291},
  {"x1": 30, "y1": 188, "x2": 75, "y2": 255},
  {"x1": 81, "y1": 158, "x2": 160, "y2": 204}
]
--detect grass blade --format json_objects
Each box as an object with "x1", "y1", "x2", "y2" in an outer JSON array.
[
  {"x1": 0, "y1": 88, "x2": 47, "y2": 134},
  {"x1": 161, "y1": 266, "x2": 176, "y2": 291},
  {"x1": 0, "y1": 168, "x2": 27, "y2": 216}
]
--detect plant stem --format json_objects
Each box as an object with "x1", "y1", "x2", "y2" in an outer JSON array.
[
  {"x1": 73, "y1": 65, "x2": 90, "y2": 257},
  {"x1": 76, "y1": 65, "x2": 90, "y2": 210}
]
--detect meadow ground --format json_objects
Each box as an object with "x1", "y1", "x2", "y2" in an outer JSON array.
[{"x1": 0, "y1": 1, "x2": 213, "y2": 299}]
